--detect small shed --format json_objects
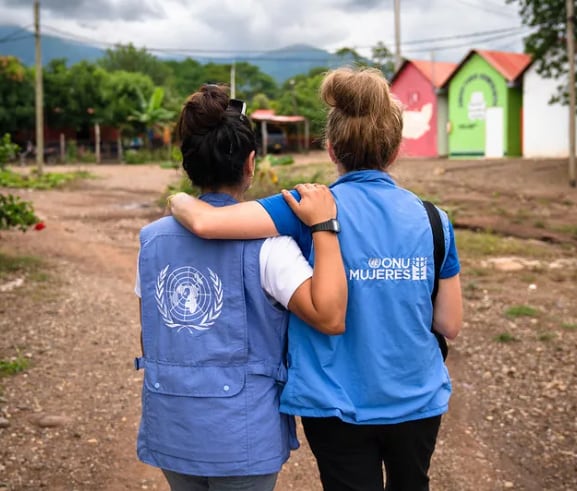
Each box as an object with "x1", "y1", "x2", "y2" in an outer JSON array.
[
  {"x1": 523, "y1": 62, "x2": 576, "y2": 158},
  {"x1": 391, "y1": 59, "x2": 457, "y2": 158},
  {"x1": 444, "y1": 49, "x2": 531, "y2": 158},
  {"x1": 250, "y1": 109, "x2": 309, "y2": 156}
]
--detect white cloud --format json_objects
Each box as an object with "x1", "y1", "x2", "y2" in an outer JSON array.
[{"x1": 0, "y1": 0, "x2": 525, "y2": 62}]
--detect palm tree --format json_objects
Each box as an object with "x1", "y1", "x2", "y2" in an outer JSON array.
[{"x1": 129, "y1": 87, "x2": 175, "y2": 148}]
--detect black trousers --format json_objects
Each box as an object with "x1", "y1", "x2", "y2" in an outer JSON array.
[{"x1": 301, "y1": 415, "x2": 442, "y2": 491}]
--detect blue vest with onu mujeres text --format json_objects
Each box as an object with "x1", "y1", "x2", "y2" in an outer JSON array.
[{"x1": 280, "y1": 170, "x2": 453, "y2": 424}]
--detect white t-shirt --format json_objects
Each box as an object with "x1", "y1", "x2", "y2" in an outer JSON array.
[{"x1": 134, "y1": 236, "x2": 312, "y2": 309}]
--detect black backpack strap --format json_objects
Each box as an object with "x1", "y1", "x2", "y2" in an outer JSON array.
[{"x1": 423, "y1": 200, "x2": 449, "y2": 360}]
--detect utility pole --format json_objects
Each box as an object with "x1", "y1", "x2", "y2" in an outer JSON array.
[
  {"x1": 394, "y1": 0, "x2": 402, "y2": 70},
  {"x1": 34, "y1": 0, "x2": 44, "y2": 175},
  {"x1": 567, "y1": 0, "x2": 576, "y2": 187},
  {"x1": 230, "y1": 62, "x2": 236, "y2": 99}
]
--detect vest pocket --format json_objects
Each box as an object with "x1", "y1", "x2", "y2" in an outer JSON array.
[{"x1": 142, "y1": 361, "x2": 248, "y2": 462}]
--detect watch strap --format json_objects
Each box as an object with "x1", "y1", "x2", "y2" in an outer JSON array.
[{"x1": 310, "y1": 219, "x2": 340, "y2": 233}]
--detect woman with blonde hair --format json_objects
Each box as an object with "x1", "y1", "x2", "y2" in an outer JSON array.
[{"x1": 169, "y1": 67, "x2": 463, "y2": 491}]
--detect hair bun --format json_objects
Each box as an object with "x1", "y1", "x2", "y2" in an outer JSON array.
[
  {"x1": 178, "y1": 85, "x2": 229, "y2": 139},
  {"x1": 321, "y1": 67, "x2": 392, "y2": 117}
]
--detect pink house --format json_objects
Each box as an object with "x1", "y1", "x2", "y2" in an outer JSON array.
[{"x1": 391, "y1": 59, "x2": 457, "y2": 158}]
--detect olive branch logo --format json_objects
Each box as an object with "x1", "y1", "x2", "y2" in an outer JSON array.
[{"x1": 155, "y1": 265, "x2": 223, "y2": 333}]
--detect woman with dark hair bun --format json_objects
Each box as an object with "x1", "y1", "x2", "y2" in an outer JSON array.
[
  {"x1": 134, "y1": 84, "x2": 347, "y2": 491},
  {"x1": 168, "y1": 68, "x2": 463, "y2": 491}
]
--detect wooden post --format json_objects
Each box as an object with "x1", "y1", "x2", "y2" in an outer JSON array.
[
  {"x1": 95, "y1": 122, "x2": 101, "y2": 164},
  {"x1": 34, "y1": 0, "x2": 44, "y2": 175},
  {"x1": 567, "y1": 0, "x2": 576, "y2": 187},
  {"x1": 59, "y1": 133, "x2": 65, "y2": 163},
  {"x1": 117, "y1": 133, "x2": 123, "y2": 163},
  {"x1": 261, "y1": 120, "x2": 268, "y2": 157}
]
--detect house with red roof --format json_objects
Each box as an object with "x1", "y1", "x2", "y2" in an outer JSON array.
[
  {"x1": 391, "y1": 59, "x2": 457, "y2": 158},
  {"x1": 442, "y1": 49, "x2": 531, "y2": 158}
]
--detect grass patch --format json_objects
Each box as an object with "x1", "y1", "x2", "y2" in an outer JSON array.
[
  {"x1": 505, "y1": 305, "x2": 538, "y2": 318},
  {"x1": 1, "y1": 168, "x2": 93, "y2": 189},
  {"x1": 538, "y1": 332, "x2": 555, "y2": 342},
  {"x1": 561, "y1": 322, "x2": 577, "y2": 331},
  {"x1": 551, "y1": 224, "x2": 577, "y2": 238},
  {"x1": 495, "y1": 332, "x2": 518, "y2": 343},
  {"x1": 0, "y1": 353, "x2": 29, "y2": 377},
  {"x1": 0, "y1": 252, "x2": 42, "y2": 278},
  {"x1": 455, "y1": 230, "x2": 555, "y2": 259}
]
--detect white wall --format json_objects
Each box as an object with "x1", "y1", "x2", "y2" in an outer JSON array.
[
  {"x1": 436, "y1": 94, "x2": 449, "y2": 157},
  {"x1": 523, "y1": 65, "x2": 577, "y2": 158}
]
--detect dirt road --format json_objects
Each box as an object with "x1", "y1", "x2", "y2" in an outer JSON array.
[{"x1": 1, "y1": 155, "x2": 576, "y2": 490}]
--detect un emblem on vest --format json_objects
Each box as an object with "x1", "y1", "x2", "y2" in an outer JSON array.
[{"x1": 155, "y1": 265, "x2": 223, "y2": 332}]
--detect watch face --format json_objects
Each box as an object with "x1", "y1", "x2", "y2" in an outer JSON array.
[{"x1": 330, "y1": 219, "x2": 341, "y2": 232}]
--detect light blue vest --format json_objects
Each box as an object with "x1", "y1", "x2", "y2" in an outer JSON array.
[
  {"x1": 136, "y1": 193, "x2": 297, "y2": 477},
  {"x1": 280, "y1": 171, "x2": 452, "y2": 424}
]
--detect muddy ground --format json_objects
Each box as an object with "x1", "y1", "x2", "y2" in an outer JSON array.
[{"x1": 0, "y1": 153, "x2": 576, "y2": 490}]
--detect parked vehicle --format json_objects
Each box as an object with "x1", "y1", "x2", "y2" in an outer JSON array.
[{"x1": 257, "y1": 125, "x2": 288, "y2": 154}]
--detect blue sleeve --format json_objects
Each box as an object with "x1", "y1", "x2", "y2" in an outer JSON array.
[
  {"x1": 257, "y1": 192, "x2": 313, "y2": 258},
  {"x1": 440, "y1": 220, "x2": 460, "y2": 279}
]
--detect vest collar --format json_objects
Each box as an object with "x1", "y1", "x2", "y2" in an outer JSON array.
[
  {"x1": 199, "y1": 192, "x2": 239, "y2": 207},
  {"x1": 331, "y1": 169, "x2": 396, "y2": 188}
]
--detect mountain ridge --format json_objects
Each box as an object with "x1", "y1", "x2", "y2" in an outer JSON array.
[{"x1": 0, "y1": 25, "x2": 354, "y2": 83}]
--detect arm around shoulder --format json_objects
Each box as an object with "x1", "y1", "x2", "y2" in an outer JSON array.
[{"x1": 169, "y1": 192, "x2": 278, "y2": 239}]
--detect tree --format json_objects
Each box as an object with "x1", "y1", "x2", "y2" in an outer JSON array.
[
  {"x1": 335, "y1": 47, "x2": 366, "y2": 66},
  {"x1": 234, "y1": 62, "x2": 278, "y2": 100},
  {"x1": 129, "y1": 87, "x2": 176, "y2": 146},
  {"x1": 507, "y1": 0, "x2": 574, "y2": 104},
  {"x1": 163, "y1": 58, "x2": 205, "y2": 99},
  {"x1": 99, "y1": 43, "x2": 173, "y2": 87},
  {"x1": 275, "y1": 69, "x2": 326, "y2": 136},
  {"x1": 0, "y1": 56, "x2": 34, "y2": 139},
  {"x1": 101, "y1": 70, "x2": 155, "y2": 131},
  {"x1": 371, "y1": 41, "x2": 396, "y2": 80},
  {"x1": 44, "y1": 61, "x2": 108, "y2": 130}
]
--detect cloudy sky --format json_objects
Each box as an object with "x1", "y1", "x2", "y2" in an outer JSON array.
[{"x1": 0, "y1": 0, "x2": 526, "y2": 62}]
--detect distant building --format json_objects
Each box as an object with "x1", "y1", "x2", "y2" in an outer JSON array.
[
  {"x1": 250, "y1": 109, "x2": 309, "y2": 156},
  {"x1": 391, "y1": 59, "x2": 457, "y2": 158},
  {"x1": 443, "y1": 49, "x2": 531, "y2": 158},
  {"x1": 523, "y1": 63, "x2": 576, "y2": 158}
]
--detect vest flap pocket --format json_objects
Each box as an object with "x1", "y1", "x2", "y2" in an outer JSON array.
[{"x1": 143, "y1": 360, "x2": 245, "y2": 397}]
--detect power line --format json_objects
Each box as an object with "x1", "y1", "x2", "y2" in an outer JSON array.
[
  {"x1": 401, "y1": 26, "x2": 524, "y2": 45},
  {"x1": 403, "y1": 28, "x2": 531, "y2": 53},
  {"x1": 42, "y1": 23, "x2": 527, "y2": 57},
  {"x1": 454, "y1": 0, "x2": 517, "y2": 17}
]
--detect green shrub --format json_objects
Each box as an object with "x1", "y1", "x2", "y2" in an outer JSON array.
[
  {"x1": 505, "y1": 305, "x2": 538, "y2": 318},
  {"x1": 0, "y1": 194, "x2": 39, "y2": 231},
  {"x1": 495, "y1": 332, "x2": 518, "y2": 343},
  {"x1": 0, "y1": 354, "x2": 29, "y2": 377},
  {"x1": 0, "y1": 169, "x2": 91, "y2": 189},
  {"x1": 0, "y1": 133, "x2": 18, "y2": 170}
]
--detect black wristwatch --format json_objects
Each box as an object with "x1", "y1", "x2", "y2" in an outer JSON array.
[{"x1": 310, "y1": 218, "x2": 341, "y2": 234}]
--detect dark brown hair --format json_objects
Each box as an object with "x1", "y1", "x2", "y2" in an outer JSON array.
[
  {"x1": 176, "y1": 84, "x2": 256, "y2": 190},
  {"x1": 320, "y1": 66, "x2": 403, "y2": 171}
]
